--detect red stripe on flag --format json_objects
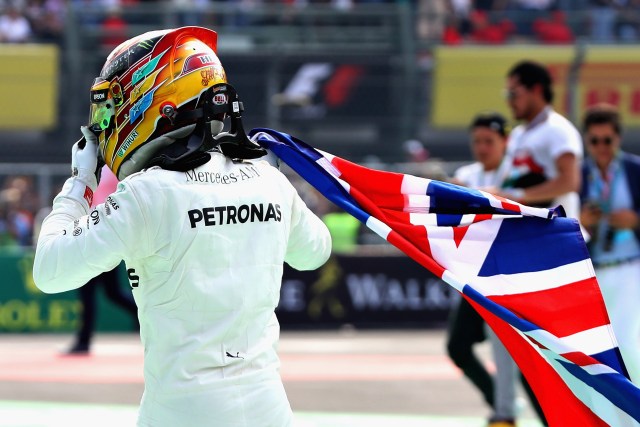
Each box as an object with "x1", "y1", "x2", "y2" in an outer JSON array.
[
  {"x1": 473, "y1": 214, "x2": 493, "y2": 223},
  {"x1": 488, "y1": 277, "x2": 610, "y2": 338},
  {"x1": 348, "y1": 187, "x2": 393, "y2": 221},
  {"x1": 378, "y1": 210, "x2": 434, "y2": 260},
  {"x1": 345, "y1": 185, "x2": 438, "y2": 270},
  {"x1": 523, "y1": 337, "x2": 601, "y2": 367},
  {"x1": 357, "y1": 192, "x2": 407, "y2": 210},
  {"x1": 338, "y1": 176, "x2": 441, "y2": 276},
  {"x1": 457, "y1": 214, "x2": 495, "y2": 250},
  {"x1": 524, "y1": 335, "x2": 548, "y2": 350},
  {"x1": 332, "y1": 157, "x2": 404, "y2": 195},
  {"x1": 453, "y1": 226, "x2": 469, "y2": 248},
  {"x1": 561, "y1": 351, "x2": 602, "y2": 368},
  {"x1": 381, "y1": 210, "x2": 411, "y2": 223},
  {"x1": 387, "y1": 230, "x2": 444, "y2": 278},
  {"x1": 469, "y1": 297, "x2": 610, "y2": 427},
  {"x1": 494, "y1": 195, "x2": 521, "y2": 212},
  {"x1": 501, "y1": 201, "x2": 520, "y2": 211}
]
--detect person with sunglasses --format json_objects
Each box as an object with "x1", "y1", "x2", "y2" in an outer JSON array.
[
  {"x1": 496, "y1": 60, "x2": 583, "y2": 219},
  {"x1": 580, "y1": 103, "x2": 640, "y2": 385}
]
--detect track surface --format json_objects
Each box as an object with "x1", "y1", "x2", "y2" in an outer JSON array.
[{"x1": 0, "y1": 330, "x2": 544, "y2": 426}]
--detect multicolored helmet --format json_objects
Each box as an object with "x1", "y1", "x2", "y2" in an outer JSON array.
[{"x1": 89, "y1": 26, "x2": 235, "y2": 179}]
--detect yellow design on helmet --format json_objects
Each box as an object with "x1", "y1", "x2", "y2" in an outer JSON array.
[{"x1": 88, "y1": 26, "x2": 227, "y2": 180}]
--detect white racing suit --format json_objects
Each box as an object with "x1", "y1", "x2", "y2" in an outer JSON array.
[{"x1": 33, "y1": 152, "x2": 332, "y2": 426}]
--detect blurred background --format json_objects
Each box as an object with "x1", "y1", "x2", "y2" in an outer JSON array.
[
  {"x1": 1, "y1": 0, "x2": 639, "y2": 425},
  {"x1": 3, "y1": 0, "x2": 640, "y2": 330}
]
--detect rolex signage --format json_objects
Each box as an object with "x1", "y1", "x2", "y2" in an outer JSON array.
[{"x1": 0, "y1": 251, "x2": 132, "y2": 333}]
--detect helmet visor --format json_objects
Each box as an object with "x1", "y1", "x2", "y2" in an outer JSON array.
[
  {"x1": 89, "y1": 78, "x2": 123, "y2": 132},
  {"x1": 89, "y1": 99, "x2": 115, "y2": 132}
]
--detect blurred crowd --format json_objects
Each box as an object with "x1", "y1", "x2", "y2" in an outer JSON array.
[
  {"x1": 0, "y1": 175, "x2": 40, "y2": 249},
  {"x1": 1, "y1": 0, "x2": 640, "y2": 46},
  {"x1": 420, "y1": 0, "x2": 640, "y2": 45},
  {"x1": 1, "y1": 0, "x2": 640, "y2": 250},
  {"x1": 0, "y1": 170, "x2": 360, "y2": 251},
  {"x1": 0, "y1": 0, "x2": 65, "y2": 43}
]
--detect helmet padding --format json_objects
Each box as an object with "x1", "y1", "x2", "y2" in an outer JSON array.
[{"x1": 118, "y1": 124, "x2": 196, "y2": 180}]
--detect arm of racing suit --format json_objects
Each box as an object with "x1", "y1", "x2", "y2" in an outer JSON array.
[
  {"x1": 284, "y1": 191, "x2": 332, "y2": 271},
  {"x1": 33, "y1": 176, "x2": 150, "y2": 294}
]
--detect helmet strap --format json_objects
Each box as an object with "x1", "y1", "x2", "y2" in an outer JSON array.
[
  {"x1": 148, "y1": 83, "x2": 266, "y2": 172},
  {"x1": 201, "y1": 84, "x2": 267, "y2": 159},
  {"x1": 147, "y1": 122, "x2": 211, "y2": 172}
]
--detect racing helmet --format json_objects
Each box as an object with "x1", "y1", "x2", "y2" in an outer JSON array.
[{"x1": 89, "y1": 26, "x2": 264, "y2": 180}]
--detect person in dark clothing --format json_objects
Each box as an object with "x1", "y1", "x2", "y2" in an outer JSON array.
[
  {"x1": 448, "y1": 112, "x2": 548, "y2": 427},
  {"x1": 67, "y1": 264, "x2": 138, "y2": 354}
]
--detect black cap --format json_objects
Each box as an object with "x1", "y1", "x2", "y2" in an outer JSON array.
[{"x1": 469, "y1": 112, "x2": 509, "y2": 137}]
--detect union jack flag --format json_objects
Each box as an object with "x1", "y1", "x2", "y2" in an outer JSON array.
[{"x1": 251, "y1": 128, "x2": 640, "y2": 426}]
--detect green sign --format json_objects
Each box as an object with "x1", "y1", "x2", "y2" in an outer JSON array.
[{"x1": 0, "y1": 249, "x2": 136, "y2": 333}]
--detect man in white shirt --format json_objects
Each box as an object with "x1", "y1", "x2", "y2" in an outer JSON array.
[
  {"x1": 497, "y1": 60, "x2": 583, "y2": 219},
  {"x1": 32, "y1": 27, "x2": 332, "y2": 427},
  {"x1": 0, "y1": 4, "x2": 32, "y2": 43}
]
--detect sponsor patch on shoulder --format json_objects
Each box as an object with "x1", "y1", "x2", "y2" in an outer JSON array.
[{"x1": 83, "y1": 186, "x2": 94, "y2": 206}]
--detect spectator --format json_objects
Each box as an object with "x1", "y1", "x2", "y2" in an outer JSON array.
[
  {"x1": 449, "y1": 112, "x2": 521, "y2": 427},
  {"x1": 532, "y1": 10, "x2": 574, "y2": 44},
  {"x1": 441, "y1": 0, "x2": 516, "y2": 44},
  {"x1": 442, "y1": 17, "x2": 465, "y2": 44},
  {"x1": 0, "y1": 2, "x2": 33, "y2": 43},
  {"x1": 615, "y1": 0, "x2": 640, "y2": 42},
  {"x1": 503, "y1": 0, "x2": 556, "y2": 38},
  {"x1": 468, "y1": 9, "x2": 515, "y2": 44},
  {"x1": 25, "y1": 0, "x2": 65, "y2": 43},
  {"x1": 497, "y1": 60, "x2": 583, "y2": 220},
  {"x1": 100, "y1": 7, "x2": 128, "y2": 51},
  {"x1": 1, "y1": 176, "x2": 36, "y2": 246},
  {"x1": 447, "y1": 0, "x2": 473, "y2": 36},
  {"x1": 579, "y1": 103, "x2": 640, "y2": 385},
  {"x1": 172, "y1": 0, "x2": 210, "y2": 27},
  {"x1": 0, "y1": 188, "x2": 31, "y2": 245},
  {"x1": 589, "y1": 0, "x2": 618, "y2": 43},
  {"x1": 416, "y1": 0, "x2": 448, "y2": 41},
  {"x1": 0, "y1": 194, "x2": 19, "y2": 249}
]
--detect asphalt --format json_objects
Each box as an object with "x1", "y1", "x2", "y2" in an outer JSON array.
[{"x1": 0, "y1": 329, "x2": 544, "y2": 427}]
